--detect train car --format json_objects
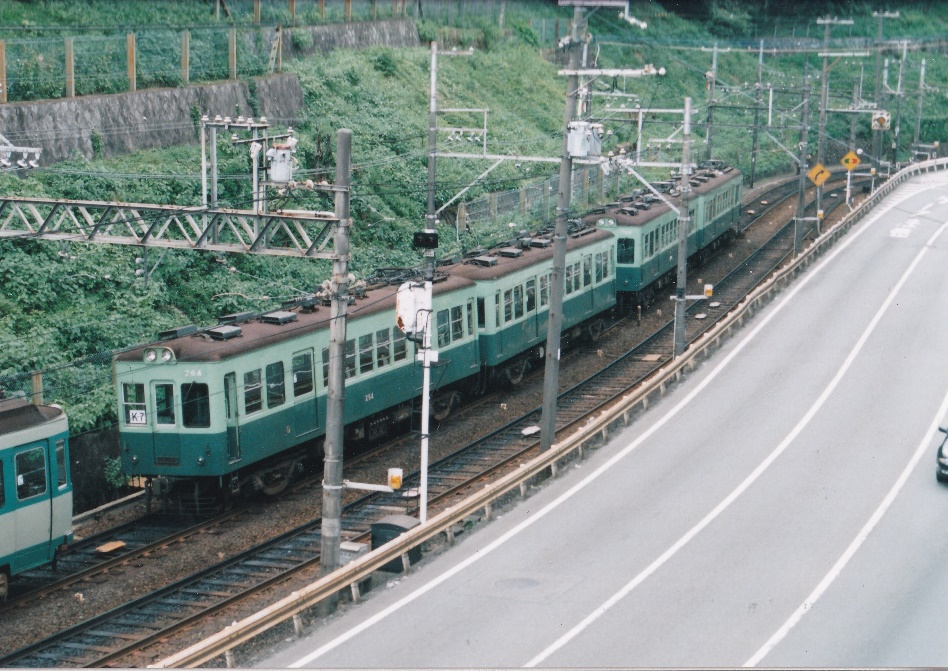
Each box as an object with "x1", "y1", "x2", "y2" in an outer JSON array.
[
  {"x1": 450, "y1": 227, "x2": 616, "y2": 385},
  {"x1": 113, "y1": 227, "x2": 616, "y2": 504},
  {"x1": 0, "y1": 396, "x2": 73, "y2": 600},
  {"x1": 585, "y1": 164, "x2": 742, "y2": 308}
]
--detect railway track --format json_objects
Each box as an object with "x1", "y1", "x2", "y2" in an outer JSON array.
[{"x1": 0, "y1": 176, "x2": 864, "y2": 668}]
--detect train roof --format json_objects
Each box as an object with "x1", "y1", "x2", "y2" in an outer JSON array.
[
  {"x1": 585, "y1": 167, "x2": 742, "y2": 228},
  {"x1": 0, "y1": 397, "x2": 65, "y2": 437},
  {"x1": 448, "y1": 227, "x2": 614, "y2": 282},
  {"x1": 115, "y1": 272, "x2": 476, "y2": 364}
]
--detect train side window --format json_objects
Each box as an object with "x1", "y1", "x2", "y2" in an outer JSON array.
[
  {"x1": 265, "y1": 363, "x2": 286, "y2": 408},
  {"x1": 224, "y1": 373, "x2": 236, "y2": 419},
  {"x1": 155, "y1": 383, "x2": 176, "y2": 425},
  {"x1": 292, "y1": 350, "x2": 314, "y2": 396},
  {"x1": 15, "y1": 447, "x2": 47, "y2": 500},
  {"x1": 565, "y1": 264, "x2": 574, "y2": 295},
  {"x1": 182, "y1": 383, "x2": 211, "y2": 428},
  {"x1": 56, "y1": 440, "x2": 67, "y2": 488},
  {"x1": 0, "y1": 461, "x2": 4, "y2": 509},
  {"x1": 437, "y1": 309, "x2": 450, "y2": 348},
  {"x1": 393, "y1": 330, "x2": 407, "y2": 362},
  {"x1": 467, "y1": 299, "x2": 475, "y2": 335},
  {"x1": 605, "y1": 249, "x2": 612, "y2": 278},
  {"x1": 321, "y1": 348, "x2": 330, "y2": 386},
  {"x1": 359, "y1": 334, "x2": 375, "y2": 374},
  {"x1": 345, "y1": 339, "x2": 356, "y2": 379},
  {"x1": 495, "y1": 291, "x2": 501, "y2": 327},
  {"x1": 375, "y1": 330, "x2": 391, "y2": 368},
  {"x1": 451, "y1": 306, "x2": 464, "y2": 342},
  {"x1": 571, "y1": 262, "x2": 581, "y2": 293},
  {"x1": 526, "y1": 279, "x2": 536, "y2": 312},
  {"x1": 503, "y1": 289, "x2": 513, "y2": 323},
  {"x1": 583, "y1": 256, "x2": 592, "y2": 287},
  {"x1": 513, "y1": 286, "x2": 524, "y2": 319},
  {"x1": 617, "y1": 239, "x2": 634, "y2": 264},
  {"x1": 540, "y1": 273, "x2": 550, "y2": 307},
  {"x1": 123, "y1": 382, "x2": 146, "y2": 426},
  {"x1": 244, "y1": 370, "x2": 263, "y2": 414},
  {"x1": 595, "y1": 253, "x2": 604, "y2": 283}
]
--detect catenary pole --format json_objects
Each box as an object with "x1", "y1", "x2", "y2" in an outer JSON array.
[
  {"x1": 539, "y1": 6, "x2": 582, "y2": 453},
  {"x1": 795, "y1": 80, "x2": 810, "y2": 256},
  {"x1": 319, "y1": 129, "x2": 352, "y2": 590},
  {"x1": 673, "y1": 97, "x2": 692, "y2": 357}
]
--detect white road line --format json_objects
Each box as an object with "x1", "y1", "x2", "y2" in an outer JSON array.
[
  {"x1": 524, "y1": 203, "x2": 937, "y2": 668},
  {"x1": 286, "y1": 187, "x2": 912, "y2": 670},
  {"x1": 743, "y1": 221, "x2": 948, "y2": 667}
]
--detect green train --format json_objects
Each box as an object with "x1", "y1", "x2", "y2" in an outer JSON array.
[{"x1": 113, "y1": 165, "x2": 741, "y2": 502}]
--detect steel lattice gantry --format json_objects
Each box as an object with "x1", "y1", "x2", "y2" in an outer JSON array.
[{"x1": 0, "y1": 196, "x2": 341, "y2": 258}]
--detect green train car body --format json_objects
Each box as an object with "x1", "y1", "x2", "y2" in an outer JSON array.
[
  {"x1": 113, "y1": 228, "x2": 617, "y2": 494},
  {"x1": 0, "y1": 397, "x2": 73, "y2": 598},
  {"x1": 586, "y1": 166, "x2": 742, "y2": 306}
]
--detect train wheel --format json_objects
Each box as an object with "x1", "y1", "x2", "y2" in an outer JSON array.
[
  {"x1": 258, "y1": 465, "x2": 292, "y2": 496},
  {"x1": 504, "y1": 359, "x2": 528, "y2": 387},
  {"x1": 431, "y1": 391, "x2": 460, "y2": 422},
  {"x1": 0, "y1": 571, "x2": 7, "y2": 602},
  {"x1": 585, "y1": 318, "x2": 604, "y2": 342}
]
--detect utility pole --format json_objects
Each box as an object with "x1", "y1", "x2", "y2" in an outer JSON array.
[
  {"x1": 816, "y1": 17, "x2": 853, "y2": 221},
  {"x1": 891, "y1": 41, "x2": 906, "y2": 167},
  {"x1": 673, "y1": 97, "x2": 692, "y2": 357},
  {"x1": 913, "y1": 58, "x2": 926, "y2": 155},
  {"x1": 705, "y1": 43, "x2": 718, "y2": 161},
  {"x1": 795, "y1": 80, "x2": 810, "y2": 256},
  {"x1": 319, "y1": 129, "x2": 353, "y2": 591},
  {"x1": 750, "y1": 40, "x2": 763, "y2": 188},
  {"x1": 872, "y1": 11, "x2": 899, "y2": 166},
  {"x1": 539, "y1": 6, "x2": 582, "y2": 454}
]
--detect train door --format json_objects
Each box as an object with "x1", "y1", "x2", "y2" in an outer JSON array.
[
  {"x1": 150, "y1": 382, "x2": 181, "y2": 466},
  {"x1": 13, "y1": 443, "x2": 53, "y2": 571},
  {"x1": 224, "y1": 373, "x2": 241, "y2": 462}
]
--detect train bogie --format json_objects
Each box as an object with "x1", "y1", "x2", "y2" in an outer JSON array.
[{"x1": 0, "y1": 396, "x2": 73, "y2": 600}]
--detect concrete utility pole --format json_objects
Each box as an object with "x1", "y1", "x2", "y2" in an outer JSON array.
[
  {"x1": 539, "y1": 6, "x2": 582, "y2": 454},
  {"x1": 795, "y1": 81, "x2": 810, "y2": 256},
  {"x1": 891, "y1": 41, "x2": 906, "y2": 166},
  {"x1": 319, "y1": 129, "x2": 353, "y2": 589},
  {"x1": 872, "y1": 11, "x2": 899, "y2": 166},
  {"x1": 816, "y1": 17, "x2": 853, "y2": 221},
  {"x1": 705, "y1": 43, "x2": 718, "y2": 161},
  {"x1": 673, "y1": 97, "x2": 692, "y2": 357},
  {"x1": 750, "y1": 40, "x2": 763, "y2": 188},
  {"x1": 913, "y1": 58, "x2": 926, "y2": 153}
]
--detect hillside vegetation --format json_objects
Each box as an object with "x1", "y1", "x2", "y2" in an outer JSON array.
[{"x1": 1, "y1": 0, "x2": 946, "y2": 435}]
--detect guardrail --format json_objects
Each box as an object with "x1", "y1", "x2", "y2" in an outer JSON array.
[{"x1": 153, "y1": 156, "x2": 948, "y2": 669}]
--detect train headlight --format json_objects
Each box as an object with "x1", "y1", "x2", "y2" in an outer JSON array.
[
  {"x1": 161, "y1": 349, "x2": 173, "y2": 362},
  {"x1": 145, "y1": 349, "x2": 158, "y2": 362},
  {"x1": 143, "y1": 347, "x2": 175, "y2": 363}
]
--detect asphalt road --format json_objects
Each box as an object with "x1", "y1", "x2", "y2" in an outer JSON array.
[{"x1": 260, "y1": 171, "x2": 948, "y2": 668}]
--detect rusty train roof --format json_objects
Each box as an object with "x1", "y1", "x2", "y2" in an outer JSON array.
[
  {"x1": 115, "y1": 228, "x2": 614, "y2": 365},
  {"x1": 584, "y1": 168, "x2": 742, "y2": 228},
  {"x1": 0, "y1": 398, "x2": 65, "y2": 437}
]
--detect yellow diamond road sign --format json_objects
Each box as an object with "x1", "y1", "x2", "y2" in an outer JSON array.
[
  {"x1": 807, "y1": 163, "x2": 831, "y2": 187},
  {"x1": 841, "y1": 151, "x2": 861, "y2": 171}
]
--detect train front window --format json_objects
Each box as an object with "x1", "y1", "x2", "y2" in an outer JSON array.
[
  {"x1": 292, "y1": 350, "x2": 314, "y2": 395},
  {"x1": 123, "y1": 382, "x2": 146, "y2": 426},
  {"x1": 393, "y1": 330, "x2": 407, "y2": 362},
  {"x1": 154, "y1": 383, "x2": 176, "y2": 425},
  {"x1": 513, "y1": 286, "x2": 524, "y2": 319},
  {"x1": 15, "y1": 447, "x2": 47, "y2": 500},
  {"x1": 345, "y1": 340, "x2": 356, "y2": 379},
  {"x1": 181, "y1": 383, "x2": 211, "y2": 427},
  {"x1": 56, "y1": 439, "x2": 67, "y2": 488},
  {"x1": 617, "y1": 239, "x2": 634, "y2": 264},
  {"x1": 526, "y1": 280, "x2": 536, "y2": 312},
  {"x1": 266, "y1": 363, "x2": 286, "y2": 408},
  {"x1": 451, "y1": 306, "x2": 464, "y2": 341},
  {"x1": 244, "y1": 370, "x2": 263, "y2": 414},
  {"x1": 583, "y1": 257, "x2": 592, "y2": 286}
]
